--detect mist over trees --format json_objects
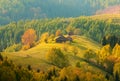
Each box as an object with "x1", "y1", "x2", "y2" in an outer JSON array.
[{"x1": 0, "y1": 0, "x2": 120, "y2": 25}]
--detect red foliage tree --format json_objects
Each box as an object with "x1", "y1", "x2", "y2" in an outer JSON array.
[{"x1": 22, "y1": 29, "x2": 37, "y2": 48}]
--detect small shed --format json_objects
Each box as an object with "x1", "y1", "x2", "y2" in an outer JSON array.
[
  {"x1": 55, "y1": 35, "x2": 67, "y2": 43},
  {"x1": 55, "y1": 35, "x2": 73, "y2": 43}
]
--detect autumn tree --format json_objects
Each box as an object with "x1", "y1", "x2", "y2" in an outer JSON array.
[
  {"x1": 55, "y1": 29, "x2": 62, "y2": 36},
  {"x1": 21, "y1": 29, "x2": 37, "y2": 50},
  {"x1": 84, "y1": 49, "x2": 96, "y2": 60},
  {"x1": 59, "y1": 67, "x2": 81, "y2": 81},
  {"x1": 47, "y1": 34, "x2": 55, "y2": 43},
  {"x1": 113, "y1": 63, "x2": 120, "y2": 81},
  {"x1": 72, "y1": 46, "x2": 79, "y2": 56},
  {"x1": 76, "y1": 61, "x2": 81, "y2": 68},
  {"x1": 112, "y1": 44, "x2": 120, "y2": 57},
  {"x1": 66, "y1": 25, "x2": 75, "y2": 35},
  {"x1": 74, "y1": 28, "x2": 83, "y2": 35},
  {"x1": 98, "y1": 45, "x2": 111, "y2": 64},
  {"x1": 46, "y1": 48, "x2": 69, "y2": 68},
  {"x1": 104, "y1": 55, "x2": 118, "y2": 73},
  {"x1": 40, "y1": 32, "x2": 49, "y2": 43}
]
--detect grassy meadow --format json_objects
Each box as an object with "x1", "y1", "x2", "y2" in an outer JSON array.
[{"x1": 2, "y1": 36, "x2": 101, "y2": 70}]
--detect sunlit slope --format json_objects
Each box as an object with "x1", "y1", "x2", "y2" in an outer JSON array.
[
  {"x1": 90, "y1": 14, "x2": 120, "y2": 20},
  {"x1": 2, "y1": 36, "x2": 101, "y2": 70}
]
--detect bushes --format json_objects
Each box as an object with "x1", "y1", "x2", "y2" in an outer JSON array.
[
  {"x1": 46, "y1": 48, "x2": 69, "y2": 68},
  {"x1": 22, "y1": 44, "x2": 30, "y2": 50},
  {"x1": 84, "y1": 49, "x2": 96, "y2": 60},
  {"x1": 4, "y1": 44, "x2": 22, "y2": 52}
]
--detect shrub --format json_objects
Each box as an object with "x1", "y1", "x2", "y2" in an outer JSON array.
[{"x1": 46, "y1": 48, "x2": 69, "y2": 68}]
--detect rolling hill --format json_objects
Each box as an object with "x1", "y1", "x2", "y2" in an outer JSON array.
[
  {"x1": 0, "y1": 14, "x2": 120, "y2": 80},
  {"x1": 0, "y1": 14, "x2": 120, "y2": 52},
  {"x1": 0, "y1": 0, "x2": 120, "y2": 80},
  {"x1": 2, "y1": 36, "x2": 101, "y2": 70},
  {"x1": 0, "y1": 14, "x2": 120, "y2": 71}
]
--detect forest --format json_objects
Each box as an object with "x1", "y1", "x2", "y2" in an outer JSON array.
[
  {"x1": 0, "y1": 14, "x2": 120, "y2": 51},
  {"x1": 0, "y1": 0, "x2": 120, "y2": 25}
]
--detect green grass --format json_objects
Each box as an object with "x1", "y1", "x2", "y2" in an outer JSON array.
[{"x1": 2, "y1": 36, "x2": 101, "y2": 70}]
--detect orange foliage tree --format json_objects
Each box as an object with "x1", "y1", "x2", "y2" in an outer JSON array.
[
  {"x1": 22, "y1": 29, "x2": 37, "y2": 48},
  {"x1": 55, "y1": 29, "x2": 62, "y2": 36}
]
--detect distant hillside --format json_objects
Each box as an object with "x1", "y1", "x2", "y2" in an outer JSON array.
[
  {"x1": 0, "y1": 0, "x2": 120, "y2": 25},
  {"x1": 96, "y1": 5, "x2": 120, "y2": 14},
  {"x1": 0, "y1": 14, "x2": 120, "y2": 51}
]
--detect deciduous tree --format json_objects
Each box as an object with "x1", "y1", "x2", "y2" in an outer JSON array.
[
  {"x1": 55, "y1": 29, "x2": 62, "y2": 36},
  {"x1": 21, "y1": 29, "x2": 37, "y2": 49},
  {"x1": 46, "y1": 48, "x2": 69, "y2": 68},
  {"x1": 40, "y1": 32, "x2": 49, "y2": 43}
]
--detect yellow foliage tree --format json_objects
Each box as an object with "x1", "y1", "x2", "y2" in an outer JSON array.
[
  {"x1": 66, "y1": 25, "x2": 75, "y2": 35},
  {"x1": 40, "y1": 32, "x2": 49, "y2": 43},
  {"x1": 112, "y1": 44, "x2": 120, "y2": 57},
  {"x1": 46, "y1": 48, "x2": 69, "y2": 68},
  {"x1": 55, "y1": 29, "x2": 62, "y2": 36},
  {"x1": 74, "y1": 28, "x2": 83, "y2": 35},
  {"x1": 113, "y1": 62, "x2": 120, "y2": 81},
  {"x1": 84, "y1": 49, "x2": 96, "y2": 60},
  {"x1": 98, "y1": 45, "x2": 111, "y2": 63}
]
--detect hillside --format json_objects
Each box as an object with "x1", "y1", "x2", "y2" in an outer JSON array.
[
  {"x1": 2, "y1": 34, "x2": 120, "y2": 81},
  {"x1": 0, "y1": 14, "x2": 120, "y2": 51},
  {"x1": 0, "y1": 0, "x2": 120, "y2": 25},
  {"x1": 1, "y1": 1, "x2": 120, "y2": 80},
  {"x1": 2, "y1": 36, "x2": 101, "y2": 70},
  {"x1": 0, "y1": 14, "x2": 120, "y2": 80},
  {"x1": 96, "y1": 5, "x2": 120, "y2": 14}
]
